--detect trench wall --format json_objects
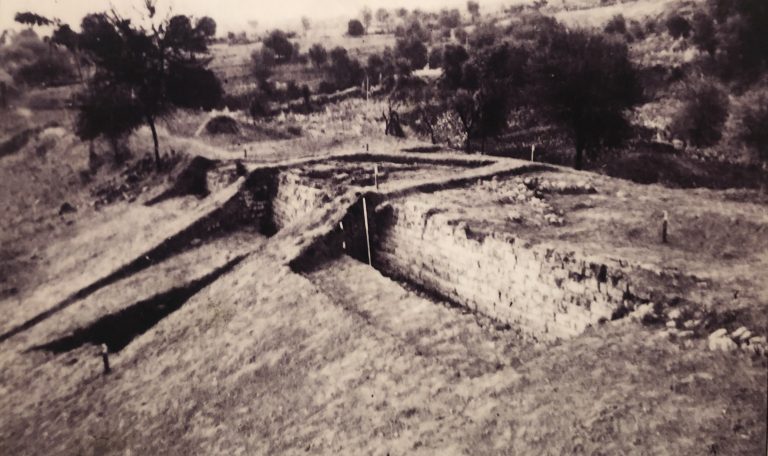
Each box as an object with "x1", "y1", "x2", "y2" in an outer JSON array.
[
  {"x1": 271, "y1": 171, "x2": 332, "y2": 230},
  {"x1": 373, "y1": 199, "x2": 636, "y2": 341}
]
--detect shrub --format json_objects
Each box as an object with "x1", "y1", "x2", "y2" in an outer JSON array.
[
  {"x1": 604, "y1": 14, "x2": 627, "y2": 35},
  {"x1": 666, "y1": 14, "x2": 691, "y2": 39},
  {"x1": 348, "y1": 19, "x2": 365, "y2": 37},
  {"x1": 670, "y1": 80, "x2": 729, "y2": 147}
]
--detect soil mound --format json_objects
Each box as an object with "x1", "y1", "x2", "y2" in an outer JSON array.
[
  {"x1": 146, "y1": 156, "x2": 218, "y2": 206},
  {"x1": 204, "y1": 116, "x2": 240, "y2": 135}
]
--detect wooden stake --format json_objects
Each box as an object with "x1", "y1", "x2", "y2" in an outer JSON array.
[
  {"x1": 362, "y1": 197, "x2": 372, "y2": 266},
  {"x1": 531, "y1": 144, "x2": 536, "y2": 162},
  {"x1": 100, "y1": 343, "x2": 110, "y2": 375},
  {"x1": 374, "y1": 164, "x2": 379, "y2": 190},
  {"x1": 662, "y1": 210, "x2": 669, "y2": 243}
]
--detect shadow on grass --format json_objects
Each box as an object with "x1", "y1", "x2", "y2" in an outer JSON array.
[{"x1": 32, "y1": 254, "x2": 246, "y2": 354}]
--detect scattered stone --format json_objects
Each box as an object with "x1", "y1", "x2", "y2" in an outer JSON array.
[
  {"x1": 667, "y1": 309, "x2": 682, "y2": 320},
  {"x1": 676, "y1": 330, "x2": 695, "y2": 339},
  {"x1": 683, "y1": 319, "x2": 699, "y2": 330},
  {"x1": 708, "y1": 336, "x2": 737, "y2": 352},
  {"x1": 749, "y1": 336, "x2": 766, "y2": 345},
  {"x1": 666, "y1": 320, "x2": 677, "y2": 329},
  {"x1": 709, "y1": 328, "x2": 727, "y2": 339},
  {"x1": 731, "y1": 326, "x2": 748, "y2": 338},
  {"x1": 631, "y1": 303, "x2": 654, "y2": 322}
]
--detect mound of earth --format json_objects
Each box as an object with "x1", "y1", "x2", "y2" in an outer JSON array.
[{"x1": 204, "y1": 115, "x2": 240, "y2": 135}]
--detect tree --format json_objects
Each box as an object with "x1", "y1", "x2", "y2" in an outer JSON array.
[
  {"x1": 76, "y1": 7, "x2": 223, "y2": 168},
  {"x1": 301, "y1": 17, "x2": 311, "y2": 36},
  {"x1": 361, "y1": 7, "x2": 373, "y2": 32},
  {"x1": 706, "y1": 0, "x2": 768, "y2": 83},
  {"x1": 396, "y1": 37, "x2": 428, "y2": 71},
  {"x1": 14, "y1": 12, "x2": 53, "y2": 27},
  {"x1": 263, "y1": 30, "x2": 294, "y2": 61},
  {"x1": 467, "y1": 1, "x2": 480, "y2": 22},
  {"x1": 396, "y1": 8, "x2": 408, "y2": 19},
  {"x1": 327, "y1": 47, "x2": 364, "y2": 90},
  {"x1": 429, "y1": 47, "x2": 444, "y2": 68},
  {"x1": 442, "y1": 44, "x2": 470, "y2": 88},
  {"x1": 670, "y1": 80, "x2": 729, "y2": 147},
  {"x1": 376, "y1": 8, "x2": 390, "y2": 31},
  {"x1": 251, "y1": 47, "x2": 276, "y2": 82},
  {"x1": 439, "y1": 9, "x2": 461, "y2": 29},
  {"x1": 308, "y1": 43, "x2": 328, "y2": 67},
  {"x1": 534, "y1": 28, "x2": 642, "y2": 169},
  {"x1": 348, "y1": 20, "x2": 365, "y2": 37},
  {"x1": 691, "y1": 11, "x2": 716, "y2": 55},
  {"x1": 196, "y1": 17, "x2": 216, "y2": 40},
  {"x1": 736, "y1": 93, "x2": 768, "y2": 162}
]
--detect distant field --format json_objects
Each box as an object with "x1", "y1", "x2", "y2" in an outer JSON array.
[
  {"x1": 210, "y1": 32, "x2": 396, "y2": 93},
  {"x1": 551, "y1": 0, "x2": 679, "y2": 27}
]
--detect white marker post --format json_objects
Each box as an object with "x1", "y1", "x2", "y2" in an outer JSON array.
[
  {"x1": 531, "y1": 144, "x2": 536, "y2": 162},
  {"x1": 362, "y1": 197, "x2": 372, "y2": 266},
  {"x1": 662, "y1": 210, "x2": 669, "y2": 243},
  {"x1": 373, "y1": 164, "x2": 379, "y2": 190}
]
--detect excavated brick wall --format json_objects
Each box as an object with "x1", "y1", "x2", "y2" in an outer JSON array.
[
  {"x1": 373, "y1": 199, "x2": 637, "y2": 341},
  {"x1": 271, "y1": 171, "x2": 331, "y2": 230}
]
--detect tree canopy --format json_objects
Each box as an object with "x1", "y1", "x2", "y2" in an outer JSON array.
[
  {"x1": 533, "y1": 29, "x2": 642, "y2": 169},
  {"x1": 75, "y1": 7, "x2": 222, "y2": 167}
]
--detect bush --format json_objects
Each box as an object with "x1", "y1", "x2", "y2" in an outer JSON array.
[
  {"x1": 670, "y1": 80, "x2": 729, "y2": 147},
  {"x1": 604, "y1": 14, "x2": 627, "y2": 35},
  {"x1": 666, "y1": 14, "x2": 691, "y2": 39},
  {"x1": 348, "y1": 19, "x2": 365, "y2": 37}
]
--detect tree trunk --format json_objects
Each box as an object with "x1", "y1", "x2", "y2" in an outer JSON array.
[
  {"x1": 574, "y1": 135, "x2": 585, "y2": 170},
  {"x1": 147, "y1": 115, "x2": 160, "y2": 170}
]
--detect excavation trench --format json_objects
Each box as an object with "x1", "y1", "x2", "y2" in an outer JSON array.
[{"x1": 291, "y1": 172, "x2": 668, "y2": 343}]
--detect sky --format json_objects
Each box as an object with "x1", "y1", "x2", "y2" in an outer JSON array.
[{"x1": 0, "y1": 0, "x2": 505, "y2": 34}]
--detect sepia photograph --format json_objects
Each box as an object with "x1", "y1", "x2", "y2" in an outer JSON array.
[{"x1": 0, "y1": 0, "x2": 766, "y2": 454}]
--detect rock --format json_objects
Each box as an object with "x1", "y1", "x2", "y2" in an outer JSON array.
[
  {"x1": 631, "y1": 303, "x2": 654, "y2": 322},
  {"x1": 676, "y1": 330, "x2": 694, "y2": 339},
  {"x1": 731, "y1": 326, "x2": 748, "y2": 339},
  {"x1": 709, "y1": 328, "x2": 728, "y2": 340},
  {"x1": 666, "y1": 320, "x2": 677, "y2": 329},
  {"x1": 683, "y1": 319, "x2": 699, "y2": 330},
  {"x1": 667, "y1": 309, "x2": 682, "y2": 320},
  {"x1": 58, "y1": 202, "x2": 77, "y2": 215},
  {"x1": 737, "y1": 330, "x2": 752, "y2": 342},
  {"x1": 708, "y1": 336, "x2": 737, "y2": 352},
  {"x1": 749, "y1": 336, "x2": 766, "y2": 345}
]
